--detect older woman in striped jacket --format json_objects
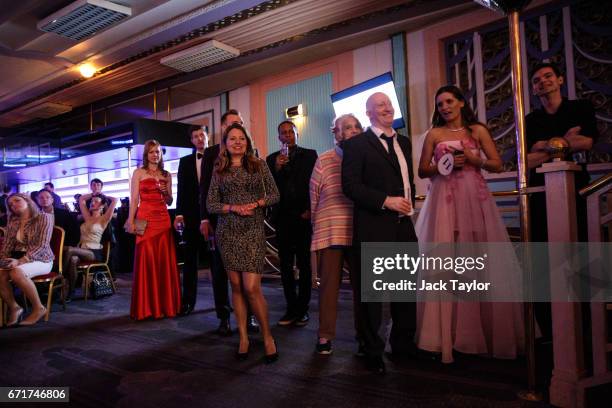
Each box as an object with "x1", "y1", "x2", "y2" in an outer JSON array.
[
  {"x1": 310, "y1": 114, "x2": 363, "y2": 355},
  {"x1": 0, "y1": 193, "x2": 54, "y2": 326}
]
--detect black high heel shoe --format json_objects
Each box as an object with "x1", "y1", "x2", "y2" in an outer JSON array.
[
  {"x1": 264, "y1": 341, "x2": 279, "y2": 364},
  {"x1": 235, "y1": 342, "x2": 249, "y2": 361},
  {"x1": 235, "y1": 350, "x2": 249, "y2": 361},
  {"x1": 264, "y1": 352, "x2": 279, "y2": 364}
]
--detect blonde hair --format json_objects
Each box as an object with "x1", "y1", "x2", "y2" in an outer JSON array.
[
  {"x1": 6, "y1": 193, "x2": 41, "y2": 222},
  {"x1": 141, "y1": 139, "x2": 169, "y2": 177}
]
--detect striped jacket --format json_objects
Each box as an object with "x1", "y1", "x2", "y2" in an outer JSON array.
[
  {"x1": 309, "y1": 147, "x2": 353, "y2": 251},
  {"x1": 1, "y1": 212, "x2": 54, "y2": 263}
]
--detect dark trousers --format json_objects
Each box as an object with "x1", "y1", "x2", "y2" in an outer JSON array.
[
  {"x1": 350, "y1": 219, "x2": 417, "y2": 358},
  {"x1": 276, "y1": 216, "x2": 312, "y2": 316},
  {"x1": 182, "y1": 227, "x2": 230, "y2": 319},
  {"x1": 208, "y1": 243, "x2": 231, "y2": 320}
]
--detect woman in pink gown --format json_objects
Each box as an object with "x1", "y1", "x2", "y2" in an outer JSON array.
[
  {"x1": 126, "y1": 139, "x2": 181, "y2": 320},
  {"x1": 415, "y1": 85, "x2": 524, "y2": 363}
]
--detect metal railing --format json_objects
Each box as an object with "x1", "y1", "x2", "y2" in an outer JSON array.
[{"x1": 580, "y1": 173, "x2": 612, "y2": 377}]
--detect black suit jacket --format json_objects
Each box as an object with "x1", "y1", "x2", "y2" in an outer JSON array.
[
  {"x1": 266, "y1": 146, "x2": 317, "y2": 219},
  {"x1": 341, "y1": 128, "x2": 416, "y2": 243},
  {"x1": 176, "y1": 151, "x2": 204, "y2": 229},
  {"x1": 53, "y1": 208, "x2": 79, "y2": 247},
  {"x1": 199, "y1": 144, "x2": 221, "y2": 227}
]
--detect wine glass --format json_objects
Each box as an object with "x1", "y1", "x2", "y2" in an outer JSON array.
[
  {"x1": 280, "y1": 142, "x2": 289, "y2": 160},
  {"x1": 175, "y1": 220, "x2": 186, "y2": 245},
  {"x1": 157, "y1": 179, "x2": 167, "y2": 194}
]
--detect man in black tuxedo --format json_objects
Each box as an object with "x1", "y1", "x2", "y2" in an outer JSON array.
[
  {"x1": 176, "y1": 125, "x2": 235, "y2": 334},
  {"x1": 174, "y1": 125, "x2": 210, "y2": 318},
  {"x1": 198, "y1": 110, "x2": 259, "y2": 334},
  {"x1": 342, "y1": 92, "x2": 417, "y2": 374},
  {"x1": 267, "y1": 121, "x2": 317, "y2": 327}
]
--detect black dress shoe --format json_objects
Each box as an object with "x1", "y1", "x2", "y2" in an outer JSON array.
[
  {"x1": 247, "y1": 315, "x2": 260, "y2": 333},
  {"x1": 179, "y1": 304, "x2": 194, "y2": 316},
  {"x1": 355, "y1": 341, "x2": 366, "y2": 358},
  {"x1": 416, "y1": 349, "x2": 441, "y2": 362},
  {"x1": 216, "y1": 318, "x2": 232, "y2": 336},
  {"x1": 293, "y1": 312, "x2": 309, "y2": 327},
  {"x1": 365, "y1": 356, "x2": 386, "y2": 374},
  {"x1": 385, "y1": 351, "x2": 415, "y2": 363}
]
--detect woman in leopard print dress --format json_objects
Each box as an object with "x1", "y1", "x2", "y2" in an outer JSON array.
[{"x1": 207, "y1": 123, "x2": 279, "y2": 363}]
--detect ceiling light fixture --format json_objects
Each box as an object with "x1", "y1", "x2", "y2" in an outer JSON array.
[
  {"x1": 79, "y1": 63, "x2": 96, "y2": 78},
  {"x1": 26, "y1": 154, "x2": 58, "y2": 159}
]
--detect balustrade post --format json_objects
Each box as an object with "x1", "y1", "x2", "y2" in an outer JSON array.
[{"x1": 537, "y1": 160, "x2": 585, "y2": 407}]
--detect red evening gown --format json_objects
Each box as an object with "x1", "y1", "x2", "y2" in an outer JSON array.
[{"x1": 130, "y1": 178, "x2": 181, "y2": 320}]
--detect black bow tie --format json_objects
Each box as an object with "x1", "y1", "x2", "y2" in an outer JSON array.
[{"x1": 197, "y1": 153, "x2": 203, "y2": 159}]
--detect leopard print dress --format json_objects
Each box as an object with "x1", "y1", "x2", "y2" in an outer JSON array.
[{"x1": 206, "y1": 162, "x2": 279, "y2": 273}]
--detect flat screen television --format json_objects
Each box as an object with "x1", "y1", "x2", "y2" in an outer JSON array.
[{"x1": 330, "y1": 72, "x2": 405, "y2": 129}]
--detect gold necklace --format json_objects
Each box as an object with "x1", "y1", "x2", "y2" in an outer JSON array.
[
  {"x1": 446, "y1": 126, "x2": 465, "y2": 132},
  {"x1": 146, "y1": 167, "x2": 161, "y2": 177}
]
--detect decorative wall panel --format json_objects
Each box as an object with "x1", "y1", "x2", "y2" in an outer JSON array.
[{"x1": 444, "y1": 0, "x2": 611, "y2": 169}]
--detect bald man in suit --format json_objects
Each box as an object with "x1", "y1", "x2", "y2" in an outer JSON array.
[{"x1": 342, "y1": 92, "x2": 417, "y2": 374}]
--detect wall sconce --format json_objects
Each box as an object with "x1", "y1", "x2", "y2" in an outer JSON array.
[{"x1": 285, "y1": 103, "x2": 307, "y2": 119}]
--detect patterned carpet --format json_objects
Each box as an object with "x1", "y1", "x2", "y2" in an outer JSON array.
[{"x1": 0, "y1": 271, "x2": 553, "y2": 408}]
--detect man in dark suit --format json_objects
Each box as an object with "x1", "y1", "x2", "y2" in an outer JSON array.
[
  {"x1": 36, "y1": 189, "x2": 79, "y2": 247},
  {"x1": 267, "y1": 121, "x2": 317, "y2": 327},
  {"x1": 44, "y1": 182, "x2": 64, "y2": 209},
  {"x1": 175, "y1": 125, "x2": 210, "y2": 318},
  {"x1": 342, "y1": 92, "x2": 417, "y2": 374},
  {"x1": 198, "y1": 110, "x2": 259, "y2": 334}
]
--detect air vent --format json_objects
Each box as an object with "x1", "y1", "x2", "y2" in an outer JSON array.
[
  {"x1": 22, "y1": 102, "x2": 72, "y2": 119},
  {"x1": 160, "y1": 40, "x2": 240, "y2": 72},
  {"x1": 38, "y1": 0, "x2": 131, "y2": 41}
]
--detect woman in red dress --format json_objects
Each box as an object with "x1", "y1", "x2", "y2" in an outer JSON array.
[{"x1": 126, "y1": 139, "x2": 181, "y2": 320}]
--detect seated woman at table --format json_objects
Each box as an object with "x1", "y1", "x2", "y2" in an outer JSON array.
[
  {"x1": 63, "y1": 193, "x2": 117, "y2": 300},
  {"x1": 0, "y1": 193, "x2": 54, "y2": 326}
]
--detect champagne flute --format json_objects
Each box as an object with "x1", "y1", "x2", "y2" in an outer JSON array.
[
  {"x1": 158, "y1": 179, "x2": 167, "y2": 194},
  {"x1": 280, "y1": 142, "x2": 289, "y2": 161}
]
